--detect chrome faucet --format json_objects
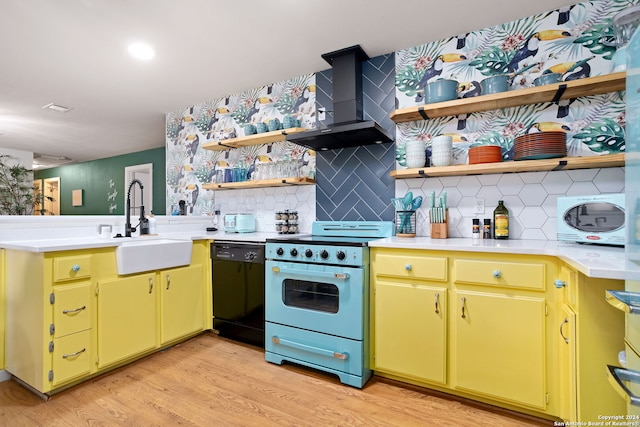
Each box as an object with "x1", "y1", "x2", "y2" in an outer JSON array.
[{"x1": 125, "y1": 179, "x2": 146, "y2": 237}]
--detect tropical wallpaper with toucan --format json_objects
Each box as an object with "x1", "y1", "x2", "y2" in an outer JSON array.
[
  {"x1": 165, "y1": 0, "x2": 634, "y2": 216},
  {"x1": 395, "y1": 0, "x2": 634, "y2": 167},
  {"x1": 165, "y1": 74, "x2": 317, "y2": 216}
]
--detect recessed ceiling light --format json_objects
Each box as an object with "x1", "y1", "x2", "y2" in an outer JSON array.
[
  {"x1": 42, "y1": 103, "x2": 72, "y2": 113},
  {"x1": 128, "y1": 43, "x2": 155, "y2": 60}
]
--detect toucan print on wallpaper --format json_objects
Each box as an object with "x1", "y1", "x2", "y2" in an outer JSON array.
[{"x1": 395, "y1": 0, "x2": 629, "y2": 168}]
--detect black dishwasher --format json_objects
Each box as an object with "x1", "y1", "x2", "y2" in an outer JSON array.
[{"x1": 211, "y1": 241, "x2": 265, "y2": 348}]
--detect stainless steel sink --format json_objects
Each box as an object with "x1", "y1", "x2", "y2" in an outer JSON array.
[{"x1": 115, "y1": 238, "x2": 192, "y2": 275}]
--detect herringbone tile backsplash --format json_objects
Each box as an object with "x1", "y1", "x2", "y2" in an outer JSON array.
[{"x1": 315, "y1": 53, "x2": 396, "y2": 221}]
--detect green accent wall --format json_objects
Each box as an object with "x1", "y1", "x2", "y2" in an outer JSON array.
[{"x1": 34, "y1": 148, "x2": 166, "y2": 215}]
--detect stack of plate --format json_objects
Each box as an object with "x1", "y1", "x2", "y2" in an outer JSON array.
[
  {"x1": 468, "y1": 145, "x2": 502, "y2": 164},
  {"x1": 513, "y1": 131, "x2": 567, "y2": 161}
]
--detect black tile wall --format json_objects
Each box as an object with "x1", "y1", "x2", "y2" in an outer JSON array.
[{"x1": 316, "y1": 53, "x2": 396, "y2": 221}]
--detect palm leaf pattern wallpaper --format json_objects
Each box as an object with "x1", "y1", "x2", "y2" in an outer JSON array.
[
  {"x1": 165, "y1": 74, "x2": 316, "y2": 215},
  {"x1": 166, "y1": 0, "x2": 637, "y2": 216},
  {"x1": 395, "y1": 0, "x2": 633, "y2": 167}
]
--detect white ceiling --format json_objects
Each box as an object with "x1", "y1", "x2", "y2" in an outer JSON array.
[{"x1": 1, "y1": 0, "x2": 576, "y2": 168}]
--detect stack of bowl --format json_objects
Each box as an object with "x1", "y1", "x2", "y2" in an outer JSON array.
[
  {"x1": 513, "y1": 131, "x2": 567, "y2": 160},
  {"x1": 468, "y1": 144, "x2": 502, "y2": 164}
]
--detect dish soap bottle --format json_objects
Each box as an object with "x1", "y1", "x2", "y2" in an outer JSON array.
[
  {"x1": 148, "y1": 212, "x2": 157, "y2": 235},
  {"x1": 493, "y1": 200, "x2": 509, "y2": 239}
]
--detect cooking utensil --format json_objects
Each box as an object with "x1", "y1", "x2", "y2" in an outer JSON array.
[
  {"x1": 411, "y1": 196, "x2": 423, "y2": 210},
  {"x1": 391, "y1": 198, "x2": 406, "y2": 211},
  {"x1": 403, "y1": 191, "x2": 414, "y2": 210}
]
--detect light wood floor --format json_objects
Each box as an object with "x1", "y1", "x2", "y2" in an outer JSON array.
[{"x1": 0, "y1": 332, "x2": 555, "y2": 426}]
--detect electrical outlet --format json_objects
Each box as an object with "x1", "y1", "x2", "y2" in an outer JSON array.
[
  {"x1": 318, "y1": 109, "x2": 326, "y2": 121},
  {"x1": 474, "y1": 198, "x2": 485, "y2": 214}
]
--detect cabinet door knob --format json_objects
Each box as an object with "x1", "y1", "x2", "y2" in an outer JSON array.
[
  {"x1": 461, "y1": 297, "x2": 467, "y2": 318},
  {"x1": 71, "y1": 264, "x2": 80, "y2": 272},
  {"x1": 166, "y1": 274, "x2": 171, "y2": 290},
  {"x1": 405, "y1": 264, "x2": 412, "y2": 271},
  {"x1": 492, "y1": 270, "x2": 501, "y2": 278},
  {"x1": 435, "y1": 292, "x2": 440, "y2": 314},
  {"x1": 554, "y1": 280, "x2": 567, "y2": 289},
  {"x1": 148, "y1": 277, "x2": 154, "y2": 294}
]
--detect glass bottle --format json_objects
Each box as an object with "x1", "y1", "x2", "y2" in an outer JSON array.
[{"x1": 493, "y1": 200, "x2": 509, "y2": 239}]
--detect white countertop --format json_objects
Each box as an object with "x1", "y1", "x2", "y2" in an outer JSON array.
[
  {"x1": 0, "y1": 231, "x2": 300, "y2": 252},
  {"x1": 370, "y1": 237, "x2": 638, "y2": 281},
  {"x1": 2, "y1": 227, "x2": 637, "y2": 281}
]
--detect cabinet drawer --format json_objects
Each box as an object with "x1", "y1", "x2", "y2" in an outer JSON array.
[
  {"x1": 373, "y1": 253, "x2": 448, "y2": 282},
  {"x1": 53, "y1": 255, "x2": 92, "y2": 282},
  {"x1": 53, "y1": 282, "x2": 91, "y2": 337},
  {"x1": 51, "y1": 329, "x2": 91, "y2": 387},
  {"x1": 454, "y1": 259, "x2": 546, "y2": 291}
]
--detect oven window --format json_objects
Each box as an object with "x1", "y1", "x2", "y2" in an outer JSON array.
[{"x1": 282, "y1": 279, "x2": 339, "y2": 313}]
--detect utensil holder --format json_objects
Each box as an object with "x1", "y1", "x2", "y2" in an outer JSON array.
[
  {"x1": 395, "y1": 210, "x2": 416, "y2": 237},
  {"x1": 430, "y1": 209, "x2": 448, "y2": 239}
]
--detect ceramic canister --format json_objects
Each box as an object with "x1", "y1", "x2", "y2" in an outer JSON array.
[
  {"x1": 430, "y1": 135, "x2": 453, "y2": 167},
  {"x1": 405, "y1": 140, "x2": 426, "y2": 168}
]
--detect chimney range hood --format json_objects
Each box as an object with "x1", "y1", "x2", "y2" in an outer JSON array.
[{"x1": 286, "y1": 45, "x2": 393, "y2": 150}]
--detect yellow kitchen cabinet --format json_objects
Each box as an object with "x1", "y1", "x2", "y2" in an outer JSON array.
[
  {"x1": 370, "y1": 249, "x2": 449, "y2": 384},
  {"x1": 451, "y1": 254, "x2": 554, "y2": 410},
  {"x1": 96, "y1": 273, "x2": 158, "y2": 369},
  {"x1": 5, "y1": 249, "x2": 104, "y2": 393},
  {"x1": 371, "y1": 248, "x2": 577, "y2": 419},
  {"x1": 160, "y1": 264, "x2": 205, "y2": 344},
  {"x1": 374, "y1": 280, "x2": 447, "y2": 384},
  {"x1": 451, "y1": 290, "x2": 546, "y2": 409},
  {"x1": 558, "y1": 262, "x2": 625, "y2": 422},
  {"x1": 4, "y1": 240, "x2": 211, "y2": 395},
  {"x1": 558, "y1": 303, "x2": 577, "y2": 421}
]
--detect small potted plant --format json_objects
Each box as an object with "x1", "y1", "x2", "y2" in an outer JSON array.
[{"x1": 0, "y1": 155, "x2": 54, "y2": 215}]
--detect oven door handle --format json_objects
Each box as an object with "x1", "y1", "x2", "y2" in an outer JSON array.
[
  {"x1": 271, "y1": 336, "x2": 349, "y2": 360},
  {"x1": 271, "y1": 266, "x2": 349, "y2": 280}
]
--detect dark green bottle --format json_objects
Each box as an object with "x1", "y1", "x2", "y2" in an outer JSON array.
[{"x1": 493, "y1": 200, "x2": 509, "y2": 239}]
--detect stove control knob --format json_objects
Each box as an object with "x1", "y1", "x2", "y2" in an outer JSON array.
[
  {"x1": 305, "y1": 249, "x2": 313, "y2": 258},
  {"x1": 320, "y1": 250, "x2": 329, "y2": 259},
  {"x1": 245, "y1": 252, "x2": 256, "y2": 261},
  {"x1": 276, "y1": 247, "x2": 284, "y2": 256},
  {"x1": 290, "y1": 248, "x2": 298, "y2": 257},
  {"x1": 336, "y1": 250, "x2": 346, "y2": 261}
]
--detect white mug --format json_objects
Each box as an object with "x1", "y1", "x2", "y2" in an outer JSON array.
[
  {"x1": 405, "y1": 140, "x2": 426, "y2": 168},
  {"x1": 431, "y1": 135, "x2": 453, "y2": 167}
]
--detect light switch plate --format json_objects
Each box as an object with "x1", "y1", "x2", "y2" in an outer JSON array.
[{"x1": 474, "y1": 198, "x2": 485, "y2": 214}]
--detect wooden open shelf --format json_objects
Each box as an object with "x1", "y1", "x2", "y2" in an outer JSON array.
[
  {"x1": 390, "y1": 72, "x2": 626, "y2": 123},
  {"x1": 201, "y1": 128, "x2": 307, "y2": 151},
  {"x1": 202, "y1": 177, "x2": 315, "y2": 191},
  {"x1": 390, "y1": 153, "x2": 625, "y2": 178}
]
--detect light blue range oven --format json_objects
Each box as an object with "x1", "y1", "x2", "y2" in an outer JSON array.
[{"x1": 264, "y1": 221, "x2": 393, "y2": 388}]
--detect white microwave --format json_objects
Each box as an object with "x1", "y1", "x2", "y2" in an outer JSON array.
[{"x1": 557, "y1": 194, "x2": 625, "y2": 246}]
